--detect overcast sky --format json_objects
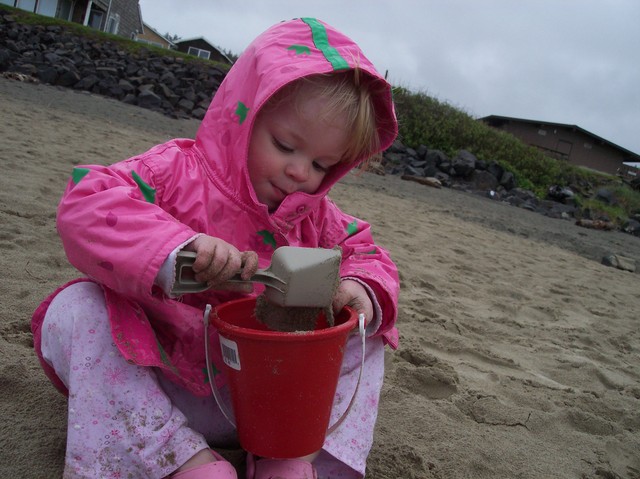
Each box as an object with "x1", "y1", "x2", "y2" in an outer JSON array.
[{"x1": 138, "y1": 0, "x2": 640, "y2": 155}]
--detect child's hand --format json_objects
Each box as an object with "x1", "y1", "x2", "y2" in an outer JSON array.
[
  {"x1": 184, "y1": 236, "x2": 259, "y2": 286},
  {"x1": 332, "y1": 279, "x2": 373, "y2": 324}
]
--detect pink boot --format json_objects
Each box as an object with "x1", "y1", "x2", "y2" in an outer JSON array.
[
  {"x1": 171, "y1": 450, "x2": 237, "y2": 478},
  {"x1": 246, "y1": 453, "x2": 317, "y2": 479}
]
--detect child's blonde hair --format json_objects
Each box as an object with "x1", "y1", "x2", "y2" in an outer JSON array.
[{"x1": 264, "y1": 69, "x2": 382, "y2": 166}]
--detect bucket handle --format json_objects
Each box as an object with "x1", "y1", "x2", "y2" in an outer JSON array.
[
  {"x1": 204, "y1": 304, "x2": 236, "y2": 426},
  {"x1": 203, "y1": 304, "x2": 366, "y2": 435}
]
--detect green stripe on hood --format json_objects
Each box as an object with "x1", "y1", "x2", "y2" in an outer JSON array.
[{"x1": 301, "y1": 17, "x2": 350, "y2": 71}]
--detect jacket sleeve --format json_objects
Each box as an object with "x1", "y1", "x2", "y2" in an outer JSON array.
[
  {"x1": 316, "y1": 198, "x2": 400, "y2": 347},
  {"x1": 56, "y1": 148, "x2": 198, "y2": 299}
]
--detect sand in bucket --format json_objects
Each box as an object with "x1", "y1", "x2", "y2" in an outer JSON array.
[
  {"x1": 254, "y1": 295, "x2": 335, "y2": 332},
  {"x1": 211, "y1": 297, "x2": 357, "y2": 458}
]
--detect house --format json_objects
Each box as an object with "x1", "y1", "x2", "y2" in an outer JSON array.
[
  {"x1": 175, "y1": 37, "x2": 232, "y2": 65},
  {"x1": 135, "y1": 22, "x2": 175, "y2": 49},
  {"x1": 1, "y1": 0, "x2": 143, "y2": 39},
  {"x1": 479, "y1": 115, "x2": 640, "y2": 176}
]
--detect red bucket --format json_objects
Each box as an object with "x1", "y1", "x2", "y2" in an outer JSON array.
[{"x1": 210, "y1": 297, "x2": 357, "y2": 458}]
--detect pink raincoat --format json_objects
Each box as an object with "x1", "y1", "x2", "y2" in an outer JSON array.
[{"x1": 32, "y1": 17, "x2": 399, "y2": 398}]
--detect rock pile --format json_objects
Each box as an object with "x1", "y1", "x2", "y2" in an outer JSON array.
[
  {"x1": 380, "y1": 141, "x2": 640, "y2": 238},
  {"x1": 0, "y1": 9, "x2": 226, "y2": 119}
]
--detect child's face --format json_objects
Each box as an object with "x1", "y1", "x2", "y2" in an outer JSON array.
[{"x1": 247, "y1": 94, "x2": 350, "y2": 212}]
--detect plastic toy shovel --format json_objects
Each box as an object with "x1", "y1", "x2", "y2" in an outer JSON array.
[{"x1": 171, "y1": 246, "x2": 342, "y2": 307}]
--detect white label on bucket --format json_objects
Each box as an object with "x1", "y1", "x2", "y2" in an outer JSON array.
[{"x1": 219, "y1": 336, "x2": 241, "y2": 371}]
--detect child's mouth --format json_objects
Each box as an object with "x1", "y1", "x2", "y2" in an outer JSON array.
[{"x1": 272, "y1": 183, "x2": 288, "y2": 200}]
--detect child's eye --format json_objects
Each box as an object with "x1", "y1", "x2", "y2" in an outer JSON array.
[
  {"x1": 273, "y1": 137, "x2": 294, "y2": 153},
  {"x1": 312, "y1": 161, "x2": 329, "y2": 173}
]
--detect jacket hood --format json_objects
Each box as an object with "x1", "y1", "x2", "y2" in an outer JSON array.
[{"x1": 194, "y1": 17, "x2": 397, "y2": 218}]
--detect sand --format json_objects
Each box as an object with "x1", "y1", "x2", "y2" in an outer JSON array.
[{"x1": 1, "y1": 76, "x2": 639, "y2": 478}]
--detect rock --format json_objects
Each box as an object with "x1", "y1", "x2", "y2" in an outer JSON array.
[
  {"x1": 416, "y1": 144, "x2": 428, "y2": 159},
  {"x1": 401, "y1": 175, "x2": 442, "y2": 188},
  {"x1": 36, "y1": 65, "x2": 58, "y2": 84},
  {"x1": 622, "y1": 219, "x2": 640, "y2": 237},
  {"x1": 56, "y1": 66, "x2": 80, "y2": 86},
  {"x1": 74, "y1": 74, "x2": 99, "y2": 90},
  {"x1": 117, "y1": 79, "x2": 135, "y2": 93},
  {"x1": 548, "y1": 185, "x2": 574, "y2": 202},
  {"x1": 177, "y1": 97, "x2": 194, "y2": 112},
  {"x1": 434, "y1": 171, "x2": 451, "y2": 187},
  {"x1": 470, "y1": 170, "x2": 499, "y2": 192},
  {"x1": 601, "y1": 254, "x2": 636, "y2": 272},
  {"x1": 487, "y1": 161, "x2": 504, "y2": 180},
  {"x1": 387, "y1": 140, "x2": 405, "y2": 154},
  {"x1": 537, "y1": 199, "x2": 577, "y2": 220},
  {"x1": 405, "y1": 147, "x2": 418, "y2": 158},
  {"x1": 402, "y1": 165, "x2": 424, "y2": 177},
  {"x1": 0, "y1": 47, "x2": 13, "y2": 67},
  {"x1": 11, "y1": 62, "x2": 36, "y2": 75},
  {"x1": 595, "y1": 188, "x2": 617, "y2": 205},
  {"x1": 157, "y1": 83, "x2": 178, "y2": 105},
  {"x1": 137, "y1": 89, "x2": 162, "y2": 109},
  {"x1": 383, "y1": 151, "x2": 405, "y2": 165},
  {"x1": 425, "y1": 149, "x2": 448, "y2": 167},
  {"x1": 451, "y1": 150, "x2": 477, "y2": 177},
  {"x1": 499, "y1": 171, "x2": 517, "y2": 190}
]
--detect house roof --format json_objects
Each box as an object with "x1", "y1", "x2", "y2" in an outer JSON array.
[
  {"x1": 175, "y1": 37, "x2": 232, "y2": 63},
  {"x1": 141, "y1": 22, "x2": 176, "y2": 47},
  {"x1": 479, "y1": 115, "x2": 640, "y2": 160}
]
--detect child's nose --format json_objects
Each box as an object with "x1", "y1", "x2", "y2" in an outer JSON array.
[{"x1": 285, "y1": 159, "x2": 310, "y2": 182}]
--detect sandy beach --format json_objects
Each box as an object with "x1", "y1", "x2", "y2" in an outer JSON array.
[{"x1": 1, "y1": 76, "x2": 639, "y2": 478}]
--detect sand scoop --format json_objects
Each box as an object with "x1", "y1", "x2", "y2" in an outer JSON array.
[{"x1": 171, "y1": 246, "x2": 342, "y2": 307}]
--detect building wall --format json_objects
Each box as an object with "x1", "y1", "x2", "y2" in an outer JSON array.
[
  {"x1": 136, "y1": 25, "x2": 171, "y2": 48},
  {"x1": 486, "y1": 120, "x2": 630, "y2": 175},
  {"x1": 108, "y1": 0, "x2": 141, "y2": 38}
]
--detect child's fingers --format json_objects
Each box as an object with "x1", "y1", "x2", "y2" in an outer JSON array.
[
  {"x1": 239, "y1": 251, "x2": 259, "y2": 280},
  {"x1": 332, "y1": 280, "x2": 373, "y2": 323},
  {"x1": 207, "y1": 247, "x2": 243, "y2": 282}
]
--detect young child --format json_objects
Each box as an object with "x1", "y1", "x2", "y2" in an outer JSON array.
[{"x1": 32, "y1": 17, "x2": 399, "y2": 479}]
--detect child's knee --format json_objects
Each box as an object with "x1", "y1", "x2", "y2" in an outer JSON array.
[{"x1": 41, "y1": 281, "x2": 108, "y2": 384}]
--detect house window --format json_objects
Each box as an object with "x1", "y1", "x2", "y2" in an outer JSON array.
[
  {"x1": 36, "y1": 0, "x2": 57, "y2": 16},
  {"x1": 106, "y1": 13, "x2": 120, "y2": 34},
  {"x1": 187, "y1": 47, "x2": 211, "y2": 60},
  {"x1": 88, "y1": 9, "x2": 104, "y2": 29},
  {"x1": 56, "y1": 0, "x2": 73, "y2": 21},
  {"x1": 538, "y1": 129, "x2": 547, "y2": 136},
  {"x1": 583, "y1": 142, "x2": 592, "y2": 149},
  {"x1": 15, "y1": 0, "x2": 37, "y2": 11}
]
